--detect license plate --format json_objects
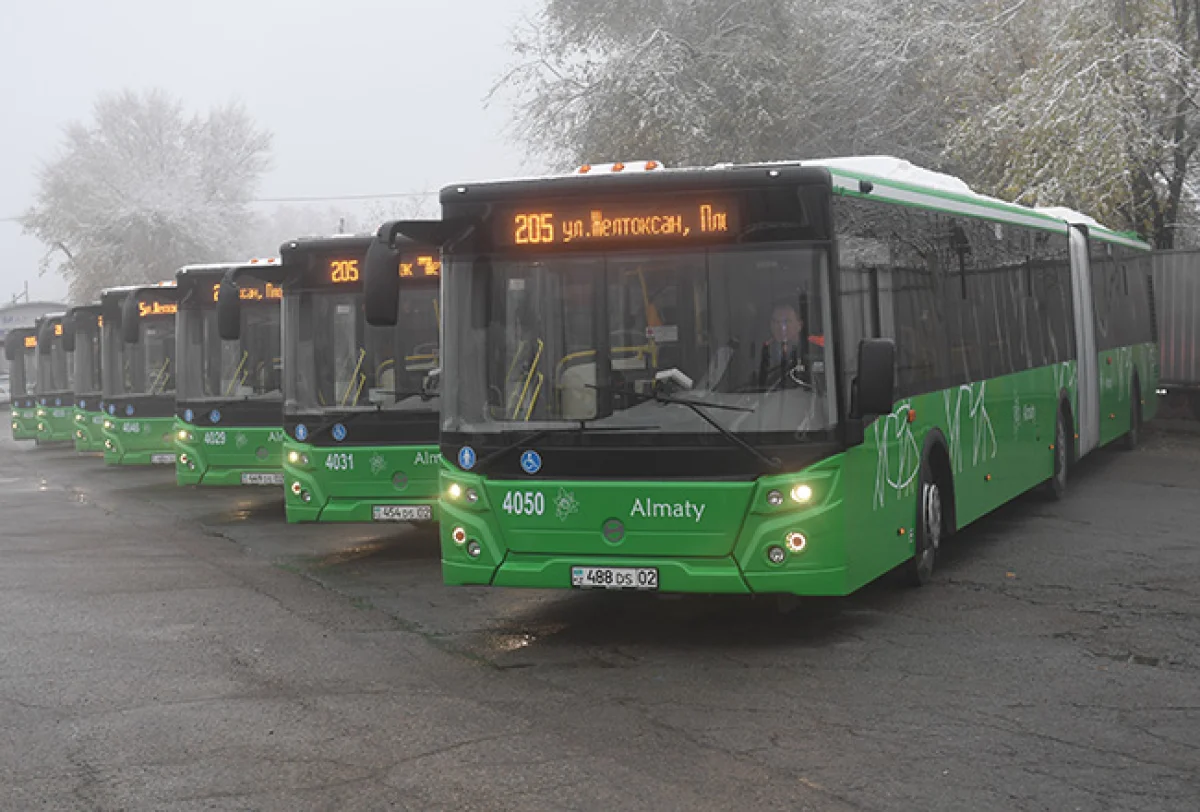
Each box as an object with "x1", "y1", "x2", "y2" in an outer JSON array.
[
  {"x1": 372, "y1": 504, "x2": 433, "y2": 522},
  {"x1": 52, "y1": 410, "x2": 66, "y2": 418},
  {"x1": 571, "y1": 566, "x2": 659, "y2": 591},
  {"x1": 151, "y1": 453, "x2": 176, "y2": 464},
  {"x1": 92, "y1": 416, "x2": 104, "y2": 425},
  {"x1": 241, "y1": 472, "x2": 284, "y2": 486}
]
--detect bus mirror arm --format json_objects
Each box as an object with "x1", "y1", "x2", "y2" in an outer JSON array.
[
  {"x1": 217, "y1": 274, "x2": 243, "y2": 341},
  {"x1": 120, "y1": 296, "x2": 141, "y2": 344}
]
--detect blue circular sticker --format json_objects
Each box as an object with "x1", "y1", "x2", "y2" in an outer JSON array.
[
  {"x1": 520, "y1": 450, "x2": 543, "y2": 475},
  {"x1": 108, "y1": 404, "x2": 116, "y2": 415},
  {"x1": 40, "y1": 398, "x2": 46, "y2": 406},
  {"x1": 55, "y1": 397, "x2": 62, "y2": 407},
  {"x1": 457, "y1": 446, "x2": 477, "y2": 470},
  {"x1": 79, "y1": 400, "x2": 87, "y2": 409},
  {"x1": 331, "y1": 423, "x2": 347, "y2": 442},
  {"x1": 209, "y1": 410, "x2": 221, "y2": 424},
  {"x1": 295, "y1": 424, "x2": 309, "y2": 442},
  {"x1": 125, "y1": 405, "x2": 135, "y2": 417},
  {"x1": 183, "y1": 409, "x2": 194, "y2": 423}
]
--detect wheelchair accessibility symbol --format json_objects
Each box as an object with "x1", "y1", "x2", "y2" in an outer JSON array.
[{"x1": 520, "y1": 450, "x2": 542, "y2": 475}]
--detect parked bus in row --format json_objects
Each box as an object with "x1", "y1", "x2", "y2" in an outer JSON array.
[
  {"x1": 373, "y1": 157, "x2": 1156, "y2": 595},
  {"x1": 100, "y1": 284, "x2": 179, "y2": 466},
  {"x1": 63, "y1": 304, "x2": 106, "y2": 453},
  {"x1": 219, "y1": 235, "x2": 442, "y2": 523},
  {"x1": 174, "y1": 261, "x2": 285, "y2": 487},
  {"x1": 32, "y1": 312, "x2": 74, "y2": 444},
  {"x1": 5, "y1": 328, "x2": 39, "y2": 441}
]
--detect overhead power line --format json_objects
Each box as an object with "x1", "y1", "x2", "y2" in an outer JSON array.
[{"x1": 0, "y1": 190, "x2": 436, "y2": 222}]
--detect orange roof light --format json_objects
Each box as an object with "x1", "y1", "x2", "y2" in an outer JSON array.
[
  {"x1": 578, "y1": 164, "x2": 592, "y2": 174},
  {"x1": 612, "y1": 162, "x2": 626, "y2": 172},
  {"x1": 645, "y1": 160, "x2": 660, "y2": 171}
]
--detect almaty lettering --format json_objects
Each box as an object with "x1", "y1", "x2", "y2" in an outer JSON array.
[{"x1": 630, "y1": 498, "x2": 707, "y2": 523}]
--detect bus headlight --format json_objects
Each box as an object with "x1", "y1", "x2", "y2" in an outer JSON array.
[
  {"x1": 465, "y1": 487, "x2": 479, "y2": 504},
  {"x1": 177, "y1": 429, "x2": 193, "y2": 442},
  {"x1": 766, "y1": 545, "x2": 786, "y2": 564},
  {"x1": 790, "y1": 484, "x2": 813, "y2": 504},
  {"x1": 287, "y1": 450, "x2": 309, "y2": 466},
  {"x1": 766, "y1": 489, "x2": 784, "y2": 506},
  {"x1": 447, "y1": 483, "x2": 463, "y2": 500},
  {"x1": 75, "y1": 413, "x2": 84, "y2": 423},
  {"x1": 466, "y1": 540, "x2": 482, "y2": 558}
]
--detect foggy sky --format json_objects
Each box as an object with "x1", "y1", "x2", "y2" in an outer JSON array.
[{"x1": 0, "y1": 0, "x2": 540, "y2": 304}]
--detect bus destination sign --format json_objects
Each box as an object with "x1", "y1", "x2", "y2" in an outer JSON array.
[{"x1": 496, "y1": 196, "x2": 738, "y2": 247}]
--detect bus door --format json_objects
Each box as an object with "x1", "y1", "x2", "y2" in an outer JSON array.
[{"x1": 1068, "y1": 225, "x2": 1099, "y2": 457}]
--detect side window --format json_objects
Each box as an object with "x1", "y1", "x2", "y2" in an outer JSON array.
[{"x1": 1035, "y1": 232, "x2": 1075, "y2": 362}]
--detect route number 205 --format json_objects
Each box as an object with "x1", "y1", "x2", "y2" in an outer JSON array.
[{"x1": 501, "y1": 490, "x2": 545, "y2": 516}]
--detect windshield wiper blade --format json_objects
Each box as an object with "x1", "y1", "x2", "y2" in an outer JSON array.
[
  {"x1": 587, "y1": 384, "x2": 781, "y2": 470},
  {"x1": 476, "y1": 419, "x2": 659, "y2": 470}
]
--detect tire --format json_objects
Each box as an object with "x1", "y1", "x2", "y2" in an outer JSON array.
[
  {"x1": 1122, "y1": 379, "x2": 1141, "y2": 451},
  {"x1": 907, "y1": 460, "x2": 943, "y2": 587},
  {"x1": 1047, "y1": 406, "x2": 1069, "y2": 501}
]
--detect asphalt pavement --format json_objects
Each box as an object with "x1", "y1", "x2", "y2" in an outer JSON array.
[{"x1": 1, "y1": 428, "x2": 1198, "y2": 811}]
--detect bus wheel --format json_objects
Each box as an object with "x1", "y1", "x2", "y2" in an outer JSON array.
[
  {"x1": 1122, "y1": 379, "x2": 1141, "y2": 451},
  {"x1": 907, "y1": 465, "x2": 942, "y2": 587},
  {"x1": 1047, "y1": 408, "x2": 1069, "y2": 501}
]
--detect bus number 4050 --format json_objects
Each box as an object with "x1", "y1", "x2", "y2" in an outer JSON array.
[{"x1": 502, "y1": 490, "x2": 545, "y2": 516}]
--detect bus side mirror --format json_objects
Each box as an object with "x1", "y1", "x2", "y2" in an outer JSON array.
[
  {"x1": 846, "y1": 338, "x2": 895, "y2": 446},
  {"x1": 855, "y1": 338, "x2": 896, "y2": 417},
  {"x1": 3, "y1": 332, "x2": 19, "y2": 362},
  {"x1": 217, "y1": 276, "x2": 243, "y2": 340},
  {"x1": 121, "y1": 297, "x2": 141, "y2": 344},
  {"x1": 62, "y1": 316, "x2": 76, "y2": 352},
  {"x1": 364, "y1": 226, "x2": 401, "y2": 327}
]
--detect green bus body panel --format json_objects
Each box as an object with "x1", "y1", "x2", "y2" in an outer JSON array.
[
  {"x1": 11, "y1": 407, "x2": 39, "y2": 441},
  {"x1": 73, "y1": 409, "x2": 108, "y2": 452},
  {"x1": 282, "y1": 440, "x2": 443, "y2": 524},
  {"x1": 1096, "y1": 343, "x2": 1158, "y2": 447},
  {"x1": 434, "y1": 356, "x2": 1157, "y2": 596},
  {"x1": 102, "y1": 416, "x2": 177, "y2": 466},
  {"x1": 35, "y1": 405, "x2": 75, "y2": 443},
  {"x1": 174, "y1": 420, "x2": 286, "y2": 487}
]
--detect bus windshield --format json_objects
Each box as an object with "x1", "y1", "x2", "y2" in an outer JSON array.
[
  {"x1": 177, "y1": 304, "x2": 281, "y2": 403},
  {"x1": 284, "y1": 286, "x2": 440, "y2": 415},
  {"x1": 11, "y1": 346, "x2": 34, "y2": 398},
  {"x1": 37, "y1": 337, "x2": 72, "y2": 394},
  {"x1": 72, "y1": 322, "x2": 103, "y2": 396},
  {"x1": 103, "y1": 317, "x2": 176, "y2": 398},
  {"x1": 442, "y1": 245, "x2": 836, "y2": 440}
]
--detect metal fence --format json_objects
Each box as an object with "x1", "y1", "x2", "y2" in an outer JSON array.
[{"x1": 1153, "y1": 249, "x2": 1200, "y2": 389}]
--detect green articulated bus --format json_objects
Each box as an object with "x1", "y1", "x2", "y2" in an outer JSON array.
[
  {"x1": 174, "y1": 262, "x2": 286, "y2": 486},
  {"x1": 403, "y1": 157, "x2": 1156, "y2": 595},
  {"x1": 32, "y1": 312, "x2": 75, "y2": 444},
  {"x1": 100, "y1": 284, "x2": 180, "y2": 466},
  {"x1": 5, "y1": 328, "x2": 39, "y2": 441},
  {"x1": 63, "y1": 304, "x2": 106, "y2": 453},
  {"x1": 229, "y1": 235, "x2": 442, "y2": 523}
]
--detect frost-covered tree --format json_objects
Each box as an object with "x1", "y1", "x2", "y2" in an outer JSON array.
[
  {"x1": 22, "y1": 89, "x2": 272, "y2": 301},
  {"x1": 947, "y1": 0, "x2": 1200, "y2": 247}
]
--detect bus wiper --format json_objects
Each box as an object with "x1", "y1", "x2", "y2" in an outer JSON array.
[
  {"x1": 586, "y1": 383, "x2": 781, "y2": 470},
  {"x1": 477, "y1": 418, "x2": 659, "y2": 470}
]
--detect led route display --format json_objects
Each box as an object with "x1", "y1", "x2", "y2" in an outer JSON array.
[{"x1": 497, "y1": 196, "x2": 738, "y2": 247}]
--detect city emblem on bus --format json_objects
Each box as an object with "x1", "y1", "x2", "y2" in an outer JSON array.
[
  {"x1": 210, "y1": 410, "x2": 221, "y2": 424},
  {"x1": 555, "y1": 488, "x2": 580, "y2": 521},
  {"x1": 295, "y1": 424, "x2": 308, "y2": 441},
  {"x1": 183, "y1": 409, "x2": 194, "y2": 423},
  {"x1": 457, "y1": 446, "x2": 477, "y2": 470},
  {"x1": 520, "y1": 450, "x2": 542, "y2": 475},
  {"x1": 331, "y1": 423, "x2": 347, "y2": 442}
]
